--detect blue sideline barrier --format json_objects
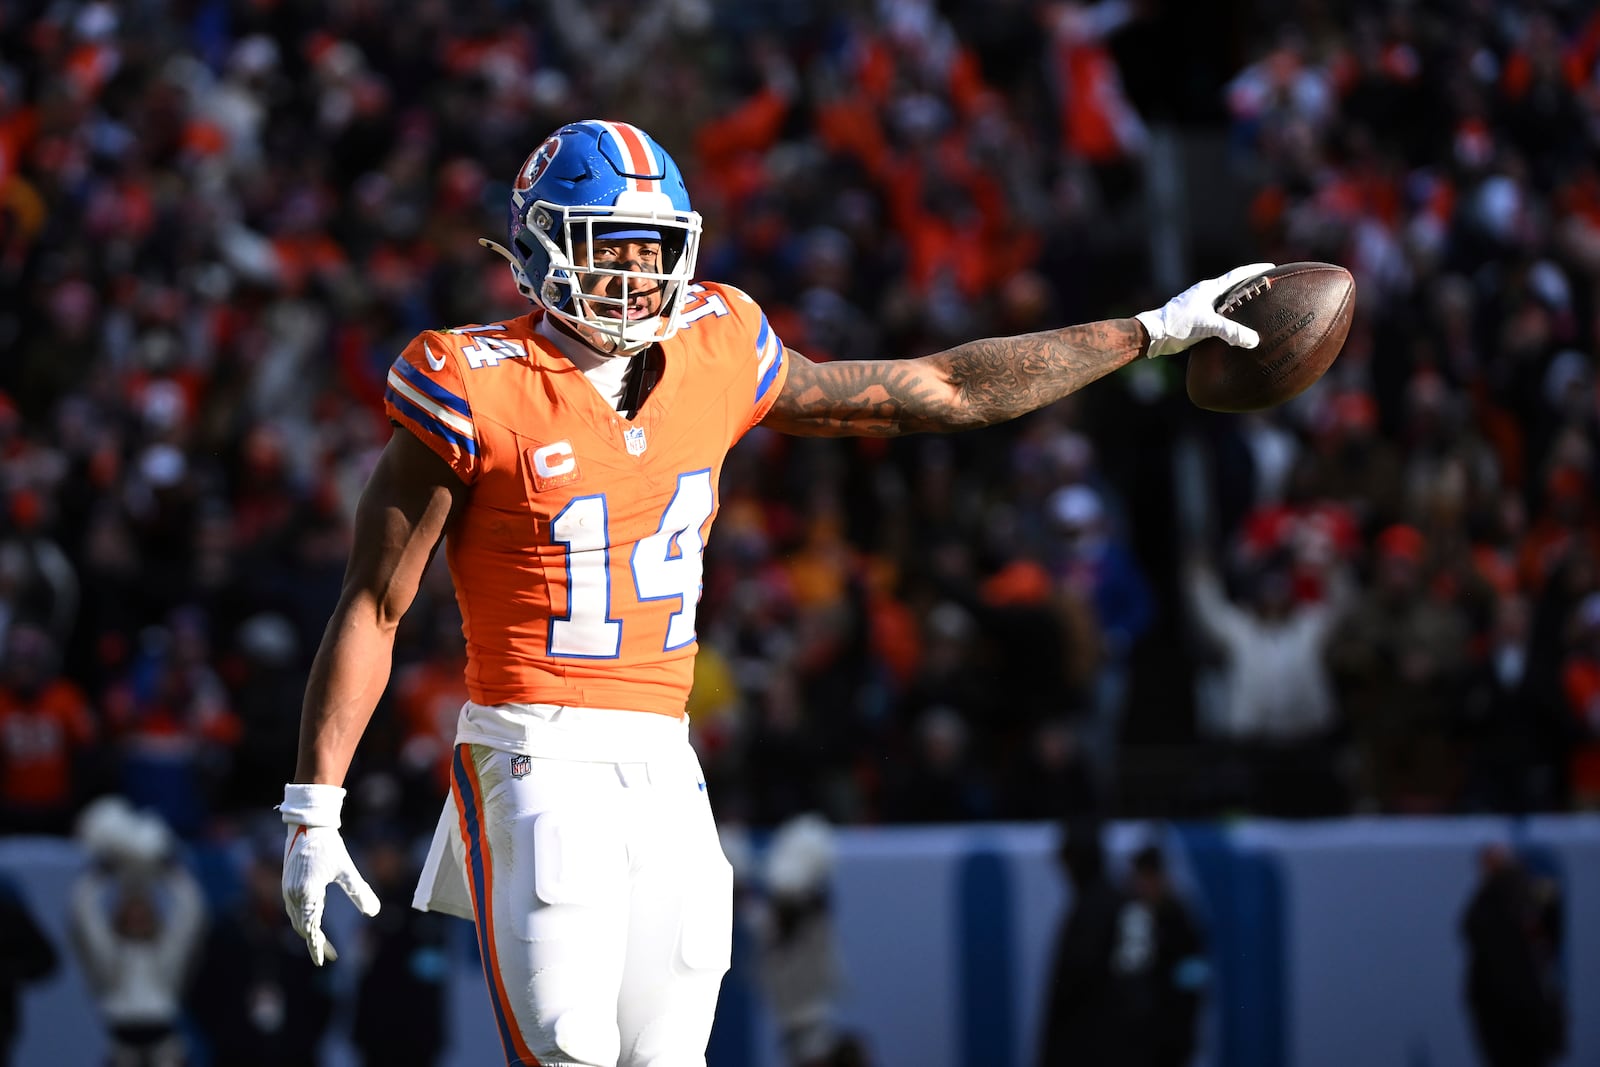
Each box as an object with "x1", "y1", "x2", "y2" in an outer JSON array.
[{"x1": 4, "y1": 815, "x2": 1596, "y2": 1067}]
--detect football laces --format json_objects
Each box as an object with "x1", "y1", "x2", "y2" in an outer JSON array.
[{"x1": 1219, "y1": 274, "x2": 1273, "y2": 313}]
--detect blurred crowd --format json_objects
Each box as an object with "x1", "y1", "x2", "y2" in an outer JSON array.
[
  {"x1": 0, "y1": 795, "x2": 452, "y2": 1067},
  {"x1": 1, "y1": 0, "x2": 1600, "y2": 867}
]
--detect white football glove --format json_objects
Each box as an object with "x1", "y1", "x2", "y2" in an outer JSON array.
[
  {"x1": 278, "y1": 783, "x2": 380, "y2": 965},
  {"x1": 1135, "y1": 263, "x2": 1276, "y2": 358}
]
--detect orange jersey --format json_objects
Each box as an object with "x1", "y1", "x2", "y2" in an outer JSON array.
[
  {"x1": 384, "y1": 282, "x2": 788, "y2": 717},
  {"x1": 0, "y1": 680, "x2": 95, "y2": 808}
]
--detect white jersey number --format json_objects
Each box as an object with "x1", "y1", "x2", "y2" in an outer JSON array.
[
  {"x1": 678, "y1": 284, "x2": 731, "y2": 328},
  {"x1": 631, "y1": 470, "x2": 715, "y2": 651},
  {"x1": 547, "y1": 470, "x2": 715, "y2": 657},
  {"x1": 548, "y1": 495, "x2": 623, "y2": 657}
]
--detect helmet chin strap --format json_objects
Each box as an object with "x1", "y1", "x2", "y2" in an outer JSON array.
[{"x1": 604, "y1": 333, "x2": 653, "y2": 355}]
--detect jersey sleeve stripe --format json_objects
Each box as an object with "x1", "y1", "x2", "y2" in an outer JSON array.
[
  {"x1": 392, "y1": 357, "x2": 472, "y2": 417},
  {"x1": 386, "y1": 369, "x2": 476, "y2": 438},
  {"x1": 755, "y1": 335, "x2": 785, "y2": 404},
  {"x1": 755, "y1": 313, "x2": 771, "y2": 353},
  {"x1": 387, "y1": 383, "x2": 481, "y2": 457},
  {"x1": 756, "y1": 322, "x2": 778, "y2": 374}
]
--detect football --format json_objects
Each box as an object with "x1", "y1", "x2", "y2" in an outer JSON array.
[{"x1": 1185, "y1": 262, "x2": 1355, "y2": 413}]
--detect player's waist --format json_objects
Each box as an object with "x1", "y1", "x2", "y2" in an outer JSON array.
[
  {"x1": 464, "y1": 654, "x2": 693, "y2": 715},
  {"x1": 454, "y1": 699, "x2": 690, "y2": 762}
]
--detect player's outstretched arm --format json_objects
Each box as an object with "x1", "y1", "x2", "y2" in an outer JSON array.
[
  {"x1": 762, "y1": 264, "x2": 1271, "y2": 438},
  {"x1": 280, "y1": 427, "x2": 465, "y2": 965},
  {"x1": 765, "y1": 318, "x2": 1144, "y2": 437}
]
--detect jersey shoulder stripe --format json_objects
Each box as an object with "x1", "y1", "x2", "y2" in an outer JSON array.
[
  {"x1": 387, "y1": 379, "x2": 480, "y2": 457},
  {"x1": 393, "y1": 355, "x2": 472, "y2": 418},
  {"x1": 386, "y1": 362, "x2": 479, "y2": 457}
]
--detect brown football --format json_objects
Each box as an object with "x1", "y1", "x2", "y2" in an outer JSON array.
[{"x1": 1185, "y1": 262, "x2": 1355, "y2": 413}]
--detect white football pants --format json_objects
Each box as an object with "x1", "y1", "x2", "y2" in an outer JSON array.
[{"x1": 447, "y1": 708, "x2": 732, "y2": 1067}]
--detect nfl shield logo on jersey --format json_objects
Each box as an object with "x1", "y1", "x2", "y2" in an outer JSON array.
[
  {"x1": 624, "y1": 426, "x2": 648, "y2": 456},
  {"x1": 510, "y1": 754, "x2": 532, "y2": 779}
]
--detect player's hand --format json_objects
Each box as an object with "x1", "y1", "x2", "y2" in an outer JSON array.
[
  {"x1": 278, "y1": 784, "x2": 380, "y2": 965},
  {"x1": 1135, "y1": 263, "x2": 1276, "y2": 358}
]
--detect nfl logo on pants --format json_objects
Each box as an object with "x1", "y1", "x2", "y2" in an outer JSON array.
[
  {"x1": 624, "y1": 426, "x2": 647, "y2": 456},
  {"x1": 510, "y1": 754, "x2": 532, "y2": 779}
]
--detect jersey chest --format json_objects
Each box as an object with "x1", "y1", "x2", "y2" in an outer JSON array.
[
  {"x1": 481, "y1": 381, "x2": 726, "y2": 528},
  {"x1": 451, "y1": 361, "x2": 732, "y2": 657}
]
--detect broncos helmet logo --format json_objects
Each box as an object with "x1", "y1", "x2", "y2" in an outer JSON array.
[{"x1": 516, "y1": 136, "x2": 561, "y2": 192}]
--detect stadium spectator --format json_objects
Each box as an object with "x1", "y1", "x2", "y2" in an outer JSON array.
[
  {"x1": 0, "y1": 872, "x2": 58, "y2": 1067},
  {"x1": 68, "y1": 802, "x2": 205, "y2": 1067},
  {"x1": 893, "y1": 603, "x2": 986, "y2": 750},
  {"x1": 1460, "y1": 843, "x2": 1567, "y2": 1067},
  {"x1": 0, "y1": 624, "x2": 96, "y2": 835},
  {"x1": 1109, "y1": 843, "x2": 1207, "y2": 1067},
  {"x1": 1300, "y1": 389, "x2": 1405, "y2": 532},
  {"x1": 1460, "y1": 592, "x2": 1565, "y2": 814},
  {"x1": 749, "y1": 814, "x2": 856, "y2": 1067},
  {"x1": 219, "y1": 612, "x2": 307, "y2": 814},
  {"x1": 1330, "y1": 524, "x2": 1472, "y2": 812},
  {"x1": 1008, "y1": 718, "x2": 1098, "y2": 821},
  {"x1": 881, "y1": 705, "x2": 995, "y2": 823},
  {"x1": 0, "y1": 488, "x2": 79, "y2": 652},
  {"x1": 1184, "y1": 550, "x2": 1352, "y2": 815},
  {"x1": 101, "y1": 609, "x2": 240, "y2": 838},
  {"x1": 349, "y1": 828, "x2": 449, "y2": 1067},
  {"x1": 1044, "y1": 484, "x2": 1152, "y2": 801},
  {"x1": 189, "y1": 828, "x2": 335, "y2": 1067},
  {"x1": 1037, "y1": 815, "x2": 1123, "y2": 1067},
  {"x1": 973, "y1": 556, "x2": 1094, "y2": 745},
  {"x1": 743, "y1": 666, "x2": 836, "y2": 827}
]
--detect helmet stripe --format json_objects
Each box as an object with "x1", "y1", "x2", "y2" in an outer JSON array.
[
  {"x1": 618, "y1": 123, "x2": 658, "y2": 178},
  {"x1": 602, "y1": 120, "x2": 658, "y2": 193}
]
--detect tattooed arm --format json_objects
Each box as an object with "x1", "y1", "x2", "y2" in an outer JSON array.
[
  {"x1": 762, "y1": 318, "x2": 1149, "y2": 437},
  {"x1": 760, "y1": 263, "x2": 1276, "y2": 437}
]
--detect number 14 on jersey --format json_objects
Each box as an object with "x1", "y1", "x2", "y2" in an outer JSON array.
[{"x1": 547, "y1": 470, "x2": 715, "y2": 658}]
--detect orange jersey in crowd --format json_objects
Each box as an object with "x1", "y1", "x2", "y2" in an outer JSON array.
[
  {"x1": 0, "y1": 680, "x2": 94, "y2": 808},
  {"x1": 384, "y1": 282, "x2": 788, "y2": 717}
]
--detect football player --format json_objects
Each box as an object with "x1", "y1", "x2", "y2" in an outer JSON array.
[{"x1": 279, "y1": 118, "x2": 1269, "y2": 1067}]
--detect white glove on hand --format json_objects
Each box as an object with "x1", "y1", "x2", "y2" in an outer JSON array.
[
  {"x1": 279, "y1": 783, "x2": 380, "y2": 965},
  {"x1": 1135, "y1": 263, "x2": 1276, "y2": 358}
]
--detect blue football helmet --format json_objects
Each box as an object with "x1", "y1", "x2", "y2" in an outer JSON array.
[{"x1": 480, "y1": 119, "x2": 702, "y2": 352}]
